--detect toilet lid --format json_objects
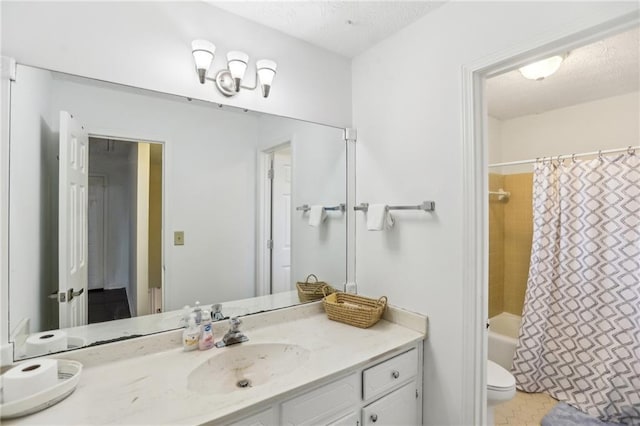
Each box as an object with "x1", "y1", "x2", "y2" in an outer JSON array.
[{"x1": 487, "y1": 360, "x2": 516, "y2": 390}]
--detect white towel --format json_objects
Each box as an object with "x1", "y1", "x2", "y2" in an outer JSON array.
[
  {"x1": 308, "y1": 205, "x2": 326, "y2": 227},
  {"x1": 366, "y1": 204, "x2": 394, "y2": 231}
]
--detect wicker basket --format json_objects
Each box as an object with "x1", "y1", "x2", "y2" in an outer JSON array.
[
  {"x1": 322, "y1": 288, "x2": 387, "y2": 328},
  {"x1": 296, "y1": 274, "x2": 338, "y2": 303}
]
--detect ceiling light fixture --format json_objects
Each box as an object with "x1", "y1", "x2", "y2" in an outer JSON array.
[
  {"x1": 519, "y1": 54, "x2": 566, "y2": 81},
  {"x1": 191, "y1": 40, "x2": 277, "y2": 98}
]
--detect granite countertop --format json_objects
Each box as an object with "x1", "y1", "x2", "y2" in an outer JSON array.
[{"x1": 6, "y1": 302, "x2": 427, "y2": 425}]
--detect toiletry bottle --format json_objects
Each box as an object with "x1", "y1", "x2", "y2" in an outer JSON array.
[
  {"x1": 193, "y1": 301, "x2": 202, "y2": 325},
  {"x1": 183, "y1": 315, "x2": 200, "y2": 352},
  {"x1": 198, "y1": 310, "x2": 215, "y2": 351}
]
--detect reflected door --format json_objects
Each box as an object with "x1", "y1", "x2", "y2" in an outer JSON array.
[
  {"x1": 58, "y1": 111, "x2": 89, "y2": 328},
  {"x1": 271, "y1": 146, "x2": 292, "y2": 293}
]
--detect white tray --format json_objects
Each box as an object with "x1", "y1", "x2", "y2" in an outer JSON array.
[{"x1": 1, "y1": 359, "x2": 82, "y2": 419}]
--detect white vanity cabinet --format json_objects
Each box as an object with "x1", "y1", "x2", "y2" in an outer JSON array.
[{"x1": 223, "y1": 345, "x2": 422, "y2": 426}]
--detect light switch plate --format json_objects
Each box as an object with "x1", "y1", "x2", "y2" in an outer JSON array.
[{"x1": 174, "y1": 231, "x2": 184, "y2": 246}]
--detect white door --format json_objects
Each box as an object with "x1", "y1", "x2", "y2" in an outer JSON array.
[
  {"x1": 58, "y1": 111, "x2": 89, "y2": 328},
  {"x1": 271, "y1": 146, "x2": 292, "y2": 293},
  {"x1": 88, "y1": 175, "x2": 106, "y2": 290}
]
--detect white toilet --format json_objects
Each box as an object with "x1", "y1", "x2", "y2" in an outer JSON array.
[{"x1": 487, "y1": 360, "x2": 516, "y2": 425}]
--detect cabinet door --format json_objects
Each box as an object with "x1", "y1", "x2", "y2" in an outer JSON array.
[
  {"x1": 227, "y1": 407, "x2": 275, "y2": 426},
  {"x1": 362, "y1": 381, "x2": 418, "y2": 426},
  {"x1": 327, "y1": 411, "x2": 360, "y2": 426},
  {"x1": 281, "y1": 373, "x2": 358, "y2": 425}
]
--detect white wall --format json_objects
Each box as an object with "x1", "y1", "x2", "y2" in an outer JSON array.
[
  {"x1": 257, "y1": 116, "x2": 346, "y2": 289},
  {"x1": 0, "y1": 1, "x2": 351, "y2": 128},
  {"x1": 8, "y1": 65, "x2": 56, "y2": 333},
  {"x1": 490, "y1": 91, "x2": 640, "y2": 173},
  {"x1": 351, "y1": 2, "x2": 638, "y2": 424},
  {"x1": 487, "y1": 116, "x2": 503, "y2": 166}
]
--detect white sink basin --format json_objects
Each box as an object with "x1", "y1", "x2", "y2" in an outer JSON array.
[{"x1": 188, "y1": 343, "x2": 310, "y2": 394}]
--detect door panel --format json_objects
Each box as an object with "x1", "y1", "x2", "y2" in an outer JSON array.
[
  {"x1": 271, "y1": 146, "x2": 292, "y2": 293},
  {"x1": 58, "y1": 111, "x2": 88, "y2": 328}
]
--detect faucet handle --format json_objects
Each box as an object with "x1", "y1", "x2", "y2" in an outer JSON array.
[{"x1": 229, "y1": 317, "x2": 242, "y2": 331}]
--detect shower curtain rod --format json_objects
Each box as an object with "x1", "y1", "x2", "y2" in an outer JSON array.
[{"x1": 488, "y1": 145, "x2": 639, "y2": 168}]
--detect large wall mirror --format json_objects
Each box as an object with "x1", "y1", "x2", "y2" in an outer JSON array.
[{"x1": 8, "y1": 64, "x2": 347, "y2": 359}]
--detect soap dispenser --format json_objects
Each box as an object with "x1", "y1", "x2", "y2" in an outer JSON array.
[
  {"x1": 193, "y1": 301, "x2": 202, "y2": 325},
  {"x1": 198, "y1": 310, "x2": 215, "y2": 351},
  {"x1": 183, "y1": 314, "x2": 200, "y2": 352}
]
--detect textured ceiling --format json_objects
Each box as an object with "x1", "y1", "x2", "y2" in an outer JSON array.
[
  {"x1": 208, "y1": 1, "x2": 445, "y2": 58},
  {"x1": 487, "y1": 27, "x2": 640, "y2": 120}
]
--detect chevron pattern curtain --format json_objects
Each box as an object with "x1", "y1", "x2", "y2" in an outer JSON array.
[{"x1": 511, "y1": 153, "x2": 640, "y2": 424}]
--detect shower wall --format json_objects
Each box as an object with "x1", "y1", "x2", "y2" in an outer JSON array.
[
  {"x1": 488, "y1": 173, "x2": 504, "y2": 317},
  {"x1": 488, "y1": 173, "x2": 533, "y2": 317}
]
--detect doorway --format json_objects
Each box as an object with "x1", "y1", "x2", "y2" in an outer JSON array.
[
  {"x1": 87, "y1": 137, "x2": 163, "y2": 323},
  {"x1": 461, "y1": 12, "x2": 639, "y2": 426},
  {"x1": 258, "y1": 141, "x2": 293, "y2": 296},
  {"x1": 484, "y1": 26, "x2": 639, "y2": 425}
]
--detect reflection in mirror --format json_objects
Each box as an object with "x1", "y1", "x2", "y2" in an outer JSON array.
[{"x1": 8, "y1": 64, "x2": 346, "y2": 359}]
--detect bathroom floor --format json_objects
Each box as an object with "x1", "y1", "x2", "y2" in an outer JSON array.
[
  {"x1": 495, "y1": 391, "x2": 558, "y2": 426},
  {"x1": 88, "y1": 288, "x2": 132, "y2": 324}
]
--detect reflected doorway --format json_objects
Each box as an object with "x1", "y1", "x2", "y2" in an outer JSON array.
[
  {"x1": 86, "y1": 137, "x2": 163, "y2": 323},
  {"x1": 270, "y1": 145, "x2": 292, "y2": 294}
]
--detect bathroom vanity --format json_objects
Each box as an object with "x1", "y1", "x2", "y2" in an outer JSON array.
[{"x1": 4, "y1": 302, "x2": 427, "y2": 425}]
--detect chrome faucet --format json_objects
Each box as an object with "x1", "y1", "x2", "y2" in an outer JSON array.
[
  {"x1": 211, "y1": 303, "x2": 225, "y2": 321},
  {"x1": 215, "y1": 317, "x2": 248, "y2": 348}
]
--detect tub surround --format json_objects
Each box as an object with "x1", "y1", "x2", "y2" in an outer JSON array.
[{"x1": 5, "y1": 302, "x2": 427, "y2": 425}]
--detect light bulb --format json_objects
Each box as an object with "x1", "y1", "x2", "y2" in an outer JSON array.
[
  {"x1": 227, "y1": 51, "x2": 249, "y2": 91},
  {"x1": 191, "y1": 40, "x2": 216, "y2": 84},
  {"x1": 256, "y1": 59, "x2": 277, "y2": 98},
  {"x1": 519, "y1": 55, "x2": 565, "y2": 81}
]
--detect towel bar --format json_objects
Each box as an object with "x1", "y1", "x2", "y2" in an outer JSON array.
[
  {"x1": 296, "y1": 203, "x2": 346, "y2": 212},
  {"x1": 354, "y1": 201, "x2": 435, "y2": 212}
]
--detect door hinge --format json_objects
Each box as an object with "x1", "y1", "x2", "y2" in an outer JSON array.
[
  {"x1": 267, "y1": 168, "x2": 274, "y2": 180},
  {"x1": 416, "y1": 389, "x2": 419, "y2": 399},
  {"x1": 267, "y1": 239, "x2": 273, "y2": 250}
]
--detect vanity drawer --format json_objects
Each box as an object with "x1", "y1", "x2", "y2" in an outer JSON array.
[
  {"x1": 362, "y1": 349, "x2": 417, "y2": 401},
  {"x1": 281, "y1": 373, "x2": 358, "y2": 425}
]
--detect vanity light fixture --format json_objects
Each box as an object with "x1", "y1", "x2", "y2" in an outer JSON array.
[
  {"x1": 519, "y1": 54, "x2": 566, "y2": 81},
  {"x1": 191, "y1": 40, "x2": 277, "y2": 98},
  {"x1": 191, "y1": 40, "x2": 216, "y2": 84}
]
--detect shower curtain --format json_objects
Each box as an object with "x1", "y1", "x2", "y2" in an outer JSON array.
[{"x1": 511, "y1": 153, "x2": 640, "y2": 424}]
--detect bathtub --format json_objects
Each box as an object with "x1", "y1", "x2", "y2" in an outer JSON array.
[{"x1": 488, "y1": 312, "x2": 521, "y2": 371}]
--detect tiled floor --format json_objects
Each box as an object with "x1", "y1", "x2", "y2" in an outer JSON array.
[{"x1": 495, "y1": 391, "x2": 558, "y2": 426}]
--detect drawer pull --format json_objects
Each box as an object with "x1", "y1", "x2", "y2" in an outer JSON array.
[
  {"x1": 370, "y1": 414, "x2": 378, "y2": 423},
  {"x1": 391, "y1": 370, "x2": 400, "y2": 379}
]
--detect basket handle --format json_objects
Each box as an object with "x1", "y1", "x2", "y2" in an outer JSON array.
[
  {"x1": 377, "y1": 296, "x2": 388, "y2": 306},
  {"x1": 305, "y1": 274, "x2": 319, "y2": 284},
  {"x1": 321, "y1": 285, "x2": 330, "y2": 297}
]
